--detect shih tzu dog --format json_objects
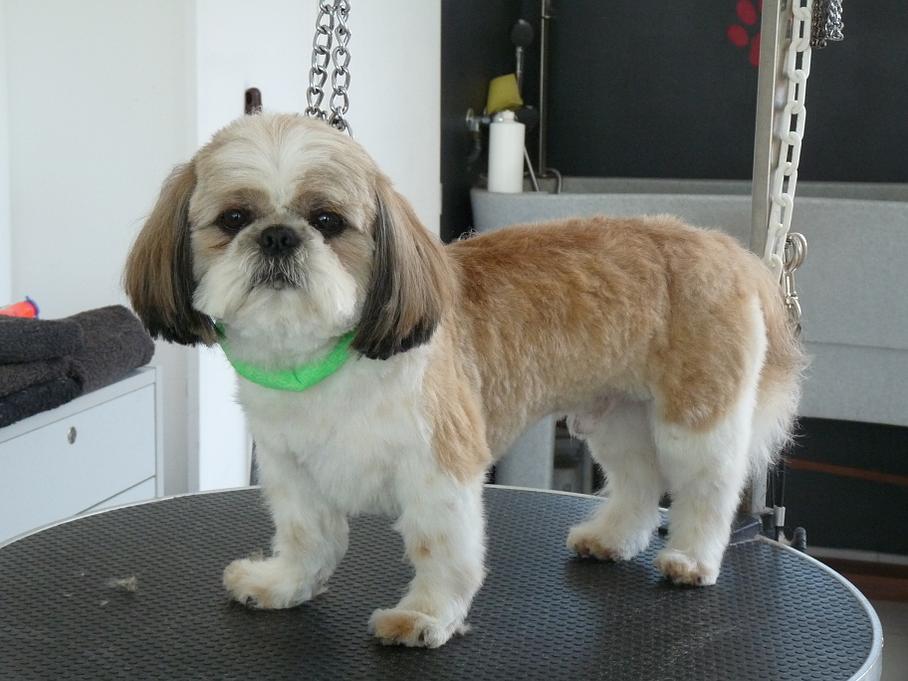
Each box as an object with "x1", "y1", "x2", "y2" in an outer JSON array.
[{"x1": 125, "y1": 113, "x2": 804, "y2": 648}]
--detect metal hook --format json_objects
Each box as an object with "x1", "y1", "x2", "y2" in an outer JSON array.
[{"x1": 783, "y1": 232, "x2": 808, "y2": 273}]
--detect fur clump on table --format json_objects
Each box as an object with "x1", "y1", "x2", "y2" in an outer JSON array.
[{"x1": 105, "y1": 576, "x2": 139, "y2": 593}]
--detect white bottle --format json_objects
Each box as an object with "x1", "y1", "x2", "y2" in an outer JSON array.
[{"x1": 488, "y1": 110, "x2": 525, "y2": 193}]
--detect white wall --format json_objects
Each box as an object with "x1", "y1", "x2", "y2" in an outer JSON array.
[
  {"x1": 3, "y1": 0, "x2": 196, "y2": 494},
  {"x1": 194, "y1": 0, "x2": 441, "y2": 231},
  {"x1": 348, "y1": 0, "x2": 442, "y2": 232},
  {"x1": 4, "y1": 0, "x2": 196, "y2": 316},
  {"x1": 0, "y1": 2, "x2": 11, "y2": 303},
  {"x1": 2, "y1": 0, "x2": 441, "y2": 494}
]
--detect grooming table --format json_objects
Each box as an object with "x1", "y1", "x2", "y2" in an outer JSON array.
[{"x1": 0, "y1": 486, "x2": 882, "y2": 680}]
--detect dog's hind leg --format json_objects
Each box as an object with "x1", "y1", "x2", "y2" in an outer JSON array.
[
  {"x1": 651, "y1": 395, "x2": 753, "y2": 586},
  {"x1": 651, "y1": 298, "x2": 767, "y2": 586},
  {"x1": 566, "y1": 400, "x2": 664, "y2": 561}
]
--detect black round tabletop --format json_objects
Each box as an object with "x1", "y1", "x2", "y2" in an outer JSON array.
[{"x1": 0, "y1": 486, "x2": 881, "y2": 680}]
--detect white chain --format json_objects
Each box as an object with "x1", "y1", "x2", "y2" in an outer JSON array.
[{"x1": 763, "y1": 0, "x2": 813, "y2": 283}]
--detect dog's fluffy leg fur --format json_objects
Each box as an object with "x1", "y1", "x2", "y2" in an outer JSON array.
[
  {"x1": 369, "y1": 472, "x2": 486, "y2": 648},
  {"x1": 651, "y1": 414, "x2": 750, "y2": 586},
  {"x1": 565, "y1": 296, "x2": 775, "y2": 585},
  {"x1": 566, "y1": 401, "x2": 664, "y2": 561},
  {"x1": 651, "y1": 397, "x2": 755, "y2": 585},
  {"x1": 651, "y1": 297, "x2": 766, "y2": 585},
  {"x1": 223, "y1": 446, "x2": 349, "y2": 609}
]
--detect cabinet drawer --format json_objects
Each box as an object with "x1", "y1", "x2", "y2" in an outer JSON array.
[{"x1": 0, "y1": 386, "x2": 155, "y2": 541}]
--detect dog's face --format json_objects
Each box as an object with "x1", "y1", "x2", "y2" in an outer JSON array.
[
  {"x1": 189, "y1": 115, "x2": 378, "y2": 347},
  {"x1": 125, "y1": 114, "x2": 451, "y2": 360}
]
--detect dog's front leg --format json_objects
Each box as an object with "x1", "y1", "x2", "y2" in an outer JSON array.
[
  {"x1": 223, "y1": 446, "x2": 348, "y2": 609},
  {"x1": 369, "y1": 475, "x2": 486, "y2": 648}
]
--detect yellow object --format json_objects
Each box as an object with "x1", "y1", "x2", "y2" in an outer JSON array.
[{"x1": 486, "y1": 73, "x2": 523, "y2": 114}]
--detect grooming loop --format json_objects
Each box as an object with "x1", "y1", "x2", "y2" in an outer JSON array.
[
  {"x1": 763, "y1": 0, "x2": 812, "y2": 281},
  {"x1": 305, "y1": 0, "x2": 353, "y2": 136}
]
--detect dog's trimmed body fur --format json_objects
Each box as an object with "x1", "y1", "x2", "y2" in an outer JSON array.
[{"x1": 125, "y1": 113, "x2": 804, "y2": 648}]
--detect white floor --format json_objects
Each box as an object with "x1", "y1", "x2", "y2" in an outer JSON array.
[{"x1": 873, "y1": 600, "x2": 908, "y2": 681}]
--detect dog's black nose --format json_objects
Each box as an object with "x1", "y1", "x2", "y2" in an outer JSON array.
[{"x1": 258, "y1": 225, "x2": 300, "y2": 257}]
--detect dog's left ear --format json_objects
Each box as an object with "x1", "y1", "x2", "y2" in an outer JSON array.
[{"x1": 352, "y1": 181, "x2": 454, "y2": 360}]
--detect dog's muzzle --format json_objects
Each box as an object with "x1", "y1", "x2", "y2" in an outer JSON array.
[{"x1": 250, "y1": 226, "x2": 305, "y2": 289}]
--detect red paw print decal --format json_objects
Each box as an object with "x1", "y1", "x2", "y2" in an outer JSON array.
[{"x1": 727, "y1": 0, "x2": 762, "y2": 67}]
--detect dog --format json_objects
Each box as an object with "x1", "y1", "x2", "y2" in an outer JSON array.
[{"x1": 125, "y1": 112, "x2": 804, "y2": 648}]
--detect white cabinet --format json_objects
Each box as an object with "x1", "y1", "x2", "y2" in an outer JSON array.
[{"x1": 0, "y1": 367, "x2": 161, "y2": 542}]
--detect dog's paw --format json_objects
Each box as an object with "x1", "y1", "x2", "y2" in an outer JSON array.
[
  {"x1": 223, "y1": 556, "x2": 322, "y2": 609},
  {"x1": 368, "y1": 608, "x2": 465, "y2": 648},
  {"x1": 566, "y1": 522, "x2": 649, "y2": 561},
  {"x1": 655, "y1": 548, "x2": 719, "y2": 586}
]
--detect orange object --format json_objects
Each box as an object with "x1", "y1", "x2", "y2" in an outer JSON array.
[{"x1": 0, "y1": 297, "x2": 39, "y2": 318}]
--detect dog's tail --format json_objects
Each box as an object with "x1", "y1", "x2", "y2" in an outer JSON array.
[{"x1": 748, "y1": 262, "x2": 808, "y2": 480}]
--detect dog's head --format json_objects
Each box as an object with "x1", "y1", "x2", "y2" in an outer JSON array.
[{"x1": 125, "y1": 113, "x2": 452, "y2": 360}]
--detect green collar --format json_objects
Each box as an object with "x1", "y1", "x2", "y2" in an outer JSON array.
[{"x1": 216, "y1": 324, "x2": 356, "y2": 392}]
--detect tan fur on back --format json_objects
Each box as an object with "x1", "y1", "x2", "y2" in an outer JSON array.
[{"x1": 440, "y1": 215, "x2": 804, "y2": 463}]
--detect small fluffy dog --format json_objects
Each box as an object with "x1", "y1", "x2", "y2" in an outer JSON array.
[{"x1": 125, "y1": 113, "x2": 804, "y2": 648}]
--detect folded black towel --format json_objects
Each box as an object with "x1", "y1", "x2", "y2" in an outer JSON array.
[
  {"x1": 0, "y1": 358, "x2": 72, "y2": 398},
  {"x1": 68, "y1": 305, "x2": 155, "y2": 393},
  {"x1": 0, "y1": 375, "x2": 82, "y2": 428},
  {"x1": 0, "y1": 316, "x2": 84, "y2": 363},
  {"x1": 0, "y1": 305, "x2": 154, "y2": 428}
]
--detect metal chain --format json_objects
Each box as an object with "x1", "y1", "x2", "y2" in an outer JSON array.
[
  {"x1": 824, "y1": 0, "x2": 845, "y2": 43},
  {"x1": 810, "y1": 0, "x2": 845, "y2": 48},
  {"x1": 305, "y1": 0, "x2": 335, "y2": 120},
  {"x1": 328, "y1": 0, "x2": 352, "y2": 134},
  {"x1": 810, "y1": 0, "x2": 827, "y2": 45},
  {"x1": 305, "y1": 0, "x2": 352, "y2": 135},
  {"x1": 763, "y1": 0, "x2": 812, "y2": 289}
]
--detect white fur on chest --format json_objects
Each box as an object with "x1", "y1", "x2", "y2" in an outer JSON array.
[{"x1": 238, "y1": 347, "x2": 432, "y2": 516}]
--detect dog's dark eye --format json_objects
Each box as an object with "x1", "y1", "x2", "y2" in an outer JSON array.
[
  {"x1": 310, "y1": 210, "x2": 346, "y2": 238},
  {"x1": 216, "y1": 208, "x2": 252, "y2": 232}
]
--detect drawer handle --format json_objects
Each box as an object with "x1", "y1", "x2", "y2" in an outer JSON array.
[{"x1": 67, "y1": 427, "x2": 77, "y2": 444}]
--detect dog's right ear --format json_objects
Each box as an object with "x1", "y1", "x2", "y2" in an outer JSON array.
[{"x1": 124, "y1": 162, "x2": 216, "y2": 346}]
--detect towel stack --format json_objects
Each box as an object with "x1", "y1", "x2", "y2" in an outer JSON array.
[{"x1": 0, "y1": 306, "x2": 155, "y2": 428}]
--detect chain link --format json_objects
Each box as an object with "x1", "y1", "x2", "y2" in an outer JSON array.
[
  {"x1": 810, "y1": 0, "x2": 845, "y2": 48},
  {"x1": 305, "y1": 0, "x2": 352, "y2": 135},
  {"x1": 328, "y1": 0, "x2": 352, "y2": 134},
  {"x1": 305, "y1": 1, "x2": 335, "y2": 120}
]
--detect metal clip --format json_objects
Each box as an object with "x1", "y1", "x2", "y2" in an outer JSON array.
[{"x1": 782, "y1": 233, "x2": 807, "y2": 335}]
